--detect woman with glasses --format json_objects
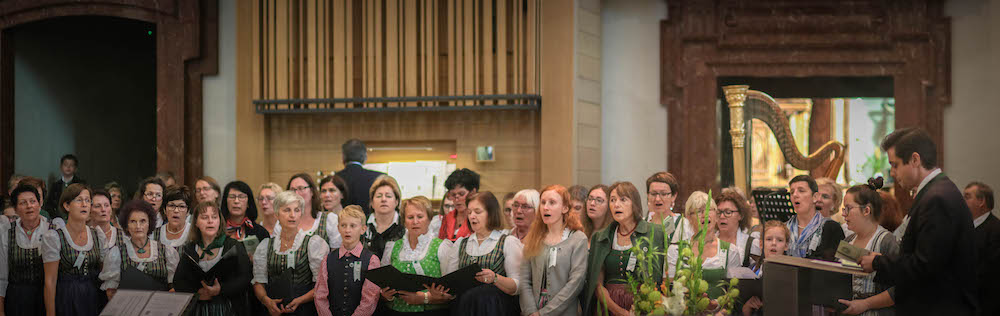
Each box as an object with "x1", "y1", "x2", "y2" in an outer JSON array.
[
  {"x1": 645, "y1": 172, "x2": 686, "y2": 242},
  {"x1": 41, "y1": 184, "x2": 107, "y2": 315},
  {"x1": 154, "y1": 186, "x2": 194, "y2": 252},
  {"x1": 136, "y1": 177, "x2": 167, "y2": 228},
  {"x1": 220, "y1": 181, "x2": 270, "y2": 252},
  {"x1": 438, "y1": 169, "x2": 479, "y2": 241},
  {"x1": 318, "y1": 175, "x2": 348, "y2": 215},
  {"x1": 195, "y1": 177, "x2": 222, "y2": 206},
  {"x1": 509, "y1": 189, "x2": 539, "y2": 241},
  {"x1": 283, "y1": 174, "x2": 341, "y2": 249},
  {"x1": 257, "y1": 182, "x2": 283, "y2": 236},
  {"x1": 835, "y1": 178, "x2": 899, "y2": 316},
  {"x1": 580, "y1": 184, "x2": 612, "y2": 240},
  {"x1": 666, "y1": 191, "x2": 742, "y2": 299},
  {"x1": 715, "y1": 190, "x2": 760, "y2": 268}
]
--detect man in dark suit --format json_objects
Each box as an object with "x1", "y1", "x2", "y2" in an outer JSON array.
[
  {"x1": 335, "y1": 139, "x2": 384, "y2": 216},
  {"x1": 857, "y1": 128, "x2": 977, "y2": 315},
  {"x1": 44, "y1": 154, "x2": 85, "y2": 215},
  {"x1": 964, "y1": 182, "x2": 999, "y2": 316}
]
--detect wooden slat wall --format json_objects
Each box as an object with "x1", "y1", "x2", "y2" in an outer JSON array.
[{"x1": 250, "y1": 0, "x2": 540, "y2": 105}]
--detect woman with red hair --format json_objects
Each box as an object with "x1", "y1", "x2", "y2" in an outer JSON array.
[{"x1": 518, "y1": 185, "x2": 588, "y2": 316}]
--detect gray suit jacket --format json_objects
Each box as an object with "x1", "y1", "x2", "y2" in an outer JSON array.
[{"x1": 518, "y1": 230, "x2": 589, "y2": 316}]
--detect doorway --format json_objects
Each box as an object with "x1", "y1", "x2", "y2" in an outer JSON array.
[{"x1": 11, "y1": 16, "x2": 156, "y2": 195}]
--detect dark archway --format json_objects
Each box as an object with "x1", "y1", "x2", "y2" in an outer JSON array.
[{"x1": 0, "y1": 0, "x2": 218, "y2": 193}]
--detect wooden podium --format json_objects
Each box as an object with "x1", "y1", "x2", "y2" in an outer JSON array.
[{"x1": 762, "y1": 255, "x2": 869, "y2": 316}]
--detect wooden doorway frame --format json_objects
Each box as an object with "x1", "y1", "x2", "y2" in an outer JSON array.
[
  {"x1": 661, "y1": 0, "x2": 950, "y2": 207},
  {"x1": 0, "y1": 0, "x2": 219, "y2": 193}
]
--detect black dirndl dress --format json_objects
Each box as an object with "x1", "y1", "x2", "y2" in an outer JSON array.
[
  {"x1": 4, "y1": 220, "x2": 46, "y2": 316},
  {"x1": 52, "y1": 226, "x2": 106, "y2": 316},
  {"x1": 450, "y1": 234, "x2": 520, "y2": 316}
]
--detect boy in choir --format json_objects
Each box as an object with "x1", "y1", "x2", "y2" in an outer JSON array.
[{"x1": 315, "y1": 206, "x2": 379, "y2": 316}]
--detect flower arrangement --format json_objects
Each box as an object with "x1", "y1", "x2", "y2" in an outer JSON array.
[{"x1": 619, "y1": 190, "x2": 741, "y2": 316}]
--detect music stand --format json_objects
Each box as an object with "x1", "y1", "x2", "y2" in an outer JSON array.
[{"x1": 752, "y1": 189, "x2": 796, "y2": 223}]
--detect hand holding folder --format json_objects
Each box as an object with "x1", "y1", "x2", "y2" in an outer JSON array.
[{"x1": 366, "y1": 264, "x2": 484, "y2": 295}]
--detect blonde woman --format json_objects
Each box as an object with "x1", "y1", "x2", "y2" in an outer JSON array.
[{"x1": 257, "y1": 182, "x2": 284, "y2": 236}]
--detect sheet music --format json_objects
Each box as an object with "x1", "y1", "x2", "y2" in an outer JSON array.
[
  {"x1": 100, "y1": 290, "x2": 150, "y2": 316},
  {"x1": 142, "y1": 291, "x2": 193, "y2": 316}
]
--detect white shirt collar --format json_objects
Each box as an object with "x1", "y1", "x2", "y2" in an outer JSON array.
[
  {"x1": 974, "y1": 212, "x2": 992, "y2": 228},
  {"x1": 913, "y1": 168, "x2": 942, "y2": 198},
  {"x1": 367, "y1": 212, "x2": 399, "y2": 225},
  {"x1": 61, "y1": 175, "x2": 74, "y2": 184},
  {"x1": 346, "y1": 161, "x2": 363, "y2": 166}
]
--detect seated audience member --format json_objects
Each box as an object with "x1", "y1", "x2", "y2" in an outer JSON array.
[
  {"x1": 836, "y1": 178, "x2": 900, "y2": 316},
  {"x1": 581, "y1": 184, "x2": 612, "y2": 240},
  {"x1": 518, "y1": 185, "x2": 588, "y2": 316},
  {"x1": 442, "y1": 191, "x2": 523, "y2": 316},
  {"x1": 964, "y1": 181, "x2": 1000, "y2": 316},
  {"x1": 362, "y1": 175, "x2": 405, "y2": 258},
  {"x1": 509, "y1": 189, "x2": 539, "y2": 240},
  {"x1": 582, "y1": 181, "x2": 666, "y2": 316},
  {"x1": 438, "y1": 169, "x2": 479, "y2": 241},
  {"x1": 315, "y1": 206, "x2": 380, "y2": 316},
  {"x1": 379, "y1": 196, "x2": 455, "y2": 316},
  {"x1": 666, "y1": 191, "x2": 742, "y2": 299},
  {"x1": 785, "y1": 175, "x2": 845, "y2": 260},
  {"x1": 715, "y1": 190, "x2": 760, "y2": 268},
  {"x1": 252, "y1": 191, "x2": 329, "y2": 316},
  {"x1": 741, "y1": 220, "x2": 790, "y2": 316}
]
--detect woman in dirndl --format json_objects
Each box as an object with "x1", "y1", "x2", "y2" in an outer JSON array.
[
  {"x1": 41, "y1": 183, "x2": 107, "y2": 315},
  {"x1": 0, "y1": 184, "x2": 52, "y2": 315},
  {"x1": 99, "y1": 200, "x2": 179, "y2": 296}
]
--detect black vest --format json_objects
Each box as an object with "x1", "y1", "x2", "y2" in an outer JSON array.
[{"x1": 327, "y1": 247, "x2": 373, "y2": 316}]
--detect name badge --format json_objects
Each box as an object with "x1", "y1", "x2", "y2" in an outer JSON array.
[
  {"x1": 137, "y1": 262, "x2": 147, "y2": 271},
  {"x1": 74, "y1": 251, "x2": 86, "y2": 269},
  {"x1": 626, "y1": 252, "x2": 637, "y2": 272},
  {"x1": 548, "y1": 247, "x2": 559, "y2": 268},
  {"x1": 353, "y1": 262, "x2": 362, "y2": 281},
  {"x1": 286, "y1": 253, "x2": 295, "y2": 268},
  {"x1": 413, "y1": 262, "x2": 425, "y2": 275}
]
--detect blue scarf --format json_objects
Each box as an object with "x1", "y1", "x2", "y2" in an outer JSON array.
[{"x1": 786, "y1": 212, "x2": 826, "y2": 258}]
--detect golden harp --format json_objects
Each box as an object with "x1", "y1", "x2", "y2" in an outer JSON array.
[{"x1": 722, "y1": 85, "x2": 846, "y2": 193}]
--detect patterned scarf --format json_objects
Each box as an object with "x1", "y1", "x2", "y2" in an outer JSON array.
[
  {"x1": 786, "y1": 212, "x2": 826, "y2": 258},
  {"x1": 226, "y1": 217, "x2": 254, "y2": 240}
]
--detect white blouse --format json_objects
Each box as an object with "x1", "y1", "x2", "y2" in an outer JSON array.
[
  {"x1": 380, "y1": 232, "x2": 455, "y2": 274},
  {"x1": 98, "y1": 239, "x2": 180, "y2": 290},
  {"x1": 252, "y1": 231, "x2": 329, "y2": 284},
  {"x1": 41, "y1": 224, "x2": 106, "y2": 263},
  {"x1": 94, "y1": 225, "x2": 119, "y2": 252},
  {"x1": 273, "y1": 213, "x2": 342, "y2": 249},
  {"x1": 0, "y1": 216, "x2": 50, "y2": 297},
  {"x1": 428, "y1": 215, "x2": 443, "y2": 238},
  {"x1": 443, "y1": 230, "x2": 523, "y2": 293},
  {"x1": 666, "y1": 239, "x2": 743, "y2": 279},
  {"x1": 197, "y1": 244, "x2": 225, "y2": 272},
  {"x1": 157, "y1": 222, "x2": 192, "y2": 250},
  {"x1": 731, "y1": 228, "x2": 761, "y2": 266}
]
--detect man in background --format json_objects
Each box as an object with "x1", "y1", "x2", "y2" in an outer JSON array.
[
  {"x1": 335, "y1": 139, "x2": 384, "y2": 216},
  {"x1": 965, "y1": 181, "x2": 999, "y2": 316},
  {"x1": 44, "y1": 154, "x2": 85, "y2": 214}
]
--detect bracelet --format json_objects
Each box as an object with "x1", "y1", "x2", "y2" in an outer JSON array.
[
  {"x1": 423, "y1": 291, "x2": 430, "y2": 304},
  {"x1": 492, "y1": 274, "x2": 499, "y2": 284}
]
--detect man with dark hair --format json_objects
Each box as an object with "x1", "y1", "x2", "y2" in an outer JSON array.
[
  {"x1": 964, "y1": 182, "x2": 999, "y2": 316},
  {"x1": 855, "y1": 127, "x2": 977, "y2": 315},
  {"x1": 438, "y1": 168, "x2": 480, "y2": 240},
  {"x1": 785, "y1": 174, "x2": 844, "y2": 260},
  {"x1": 334, "y1": 139, "x2": 384, "y2": 216},
  {"x1": 44, "y1": 154, "x2": 85, "y2": 214}
]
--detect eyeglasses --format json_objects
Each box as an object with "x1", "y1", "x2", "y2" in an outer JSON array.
[
  {"x1": 648, "y1": 191, "x2": 673, "y2": 199},
  {"x1": 166, "y1": 204, "x2": 188, "y2": 210},
  {"x1": 227, "y1": 194, "x2": 248, "y2": 201},
  {"x1": 511, "y1": 203, "x2": 534, "y2": 210},
  {"x1": 144, "y1": 192, "x2": 163, "y2": 200},
  {"x1": 718, "y1": 209, "x2": 739, "y2": 218},
  {"x1": 259, "y1": 195, "x2": 276, "y2": 202},
  {"x1": 195, "y1": 187, "x2": 214, "y2": 193},
  {"x1": 73, "y1": 197, "x2": 92, "y2": 205},
  {"x1": 442, "y1": 204, "x2": 455, "y2": 211},
  {"x1": 586, "y1": 197, "x2": 606, "y2": 204},
  {"x1": 842, "y1": 205, "x2": 863, "y2": 216}
]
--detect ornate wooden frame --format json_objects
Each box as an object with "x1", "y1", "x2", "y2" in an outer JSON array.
[
  {"x1": 661, "y1": 0, "x2": 950, "y2": 205},
  {"x1": 0, "y1": 0, "x2": 218, "y2": 192}
]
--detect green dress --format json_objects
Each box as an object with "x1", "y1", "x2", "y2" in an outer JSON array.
[{"x1": 388, "y1": 237, "x2": 447, "y2": 313}]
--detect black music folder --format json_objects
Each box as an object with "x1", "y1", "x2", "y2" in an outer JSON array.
[{"x1": 367, "y1": 264, "x2": 483, "y2": 294}]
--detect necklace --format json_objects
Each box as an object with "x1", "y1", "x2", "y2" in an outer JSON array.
[
  {"x1": 133, "y1": 237, "x2": 150, "y2": 254},
  {"x1": 166, "y1": 224, "x2": 185, "y2": 235},
  {"x1": 617, "y1": 223, "x2": 637, "y2": 237}
]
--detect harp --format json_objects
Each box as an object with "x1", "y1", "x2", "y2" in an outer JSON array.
[{"x1": 722, "y1": 85, "x2": 846, "y2": 193}]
